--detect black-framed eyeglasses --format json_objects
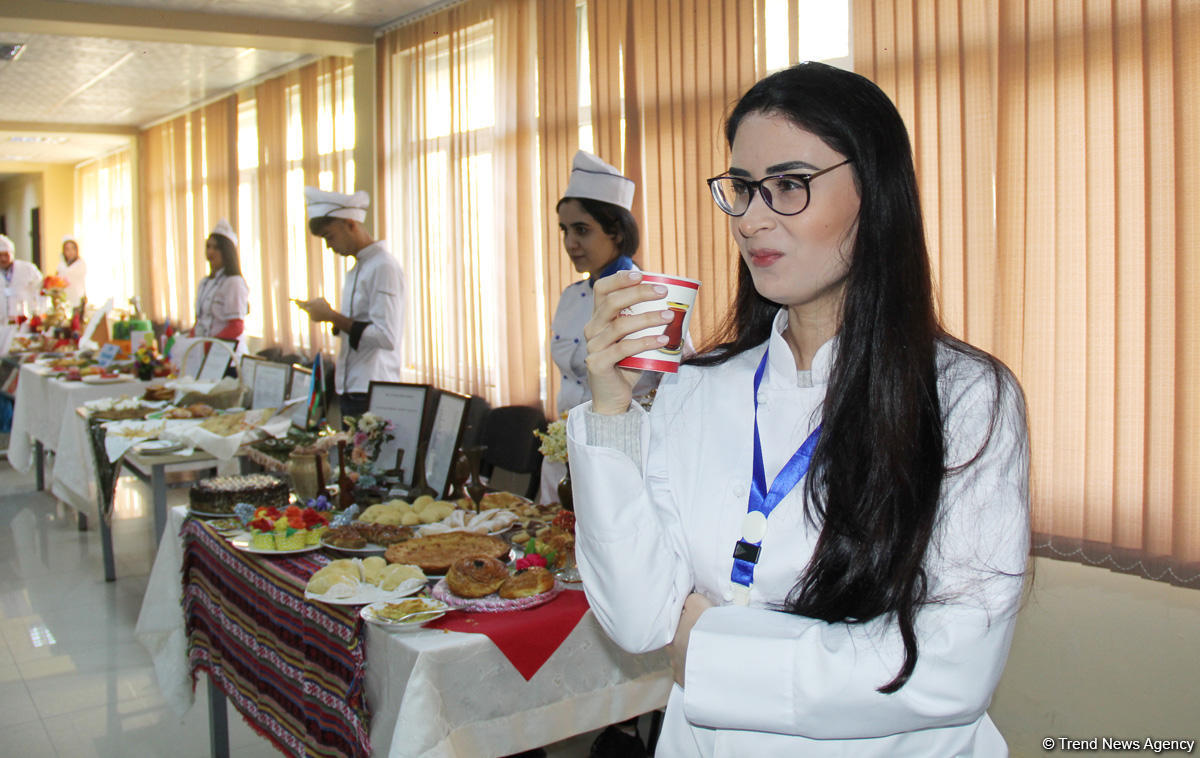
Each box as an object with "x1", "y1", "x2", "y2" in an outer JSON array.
[{"x1": 706, "y1": 159, "x2": 853, "y2": 217}]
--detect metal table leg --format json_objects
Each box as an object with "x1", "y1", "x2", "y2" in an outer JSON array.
[
  {"x1": 77, "y1": 512, "x2": 88, "y2": 531},
  {"x1": 152, "y1": 462, "x2": 167, "y2": 546},
  {"x1": 207, "y1": 678, "x2": 230, "y2": 758},
  {"x1": 34, "y1": 441, "x2": 44, "y2": 490},
  {"x1": 98, "y1": 509, "x2": 116, "y2": 582}
]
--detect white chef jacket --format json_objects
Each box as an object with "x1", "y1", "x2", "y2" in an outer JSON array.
[
  {"x1": 2, "y1": 259, "x2": 44, "y2": 320},
  {"x1": 57, "y1": 258, "x2": 87, "y2": 308},
  {"x1": 194, "y1": 271, "x2": 249, "y2": 338},
  {"x1": 567, "y1": 309, "x2": 1030, "y2": 757},
  {"x1": 335, "y1": 241, "x2": 405, "y2": 394}
]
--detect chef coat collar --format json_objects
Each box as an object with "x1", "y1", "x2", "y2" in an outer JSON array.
[
  {"x1": 589, "y1": 255, "x2": 634, "y2": 287},
  {"x1": 352, "y1": 240, "x2": 386, "y2": 262},
  {"x1": 766, "y1": 308, "x2": 837, "y2": 388}
]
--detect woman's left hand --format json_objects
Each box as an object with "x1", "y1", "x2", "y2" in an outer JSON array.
[{"x1": 667, "y1": 592, "x2": 713, "y2": 687}]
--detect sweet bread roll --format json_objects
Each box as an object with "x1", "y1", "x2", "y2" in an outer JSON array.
[
  {"x1": 498, "y1": 566, "x2": 555, "y2": 599},
  {"x1": 306, "y1": 565, "x2": 360, "y2": 597},
  {"x1": 377, "y1": 563, "x2": 425, "y2": 590},
  {"x1": 361, "y1": 556, "x2": 387, "y2": 584},
  {"x1": 446, "y1": 555, "x2": 508, "y2": 598}
]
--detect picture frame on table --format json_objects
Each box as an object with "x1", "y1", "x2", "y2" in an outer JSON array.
[
  {"x1": 366, "y1": 381, "x2": 435, "y2": 488},
  {"x1": 423, "y1": 389, "x2": 470, "y2": 499},
  {"x1": 196, "y1": 340, "x2": 236, "y2": 381},
  {"x1": 288, "y1": 365, "x2": 312, "y2": 428},
  {"x1": 239, "y1": 354, "x2": 264, "y2": 395},
  {"x1": 250, "y1": 361, "x2": 291, "y2": 410}
]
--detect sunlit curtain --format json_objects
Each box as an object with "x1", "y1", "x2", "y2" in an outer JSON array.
[
  {"x1": 379, "y1": 0, "x2": 544, "y2": 407},
  {"x1": 138, "y1": 96, "x2": 239, "y2": 329},
  {"x1": 297, "y1": 58, "x2": 355, "y2": 356},
  {"x1": 588, "y1": 0, "x2": 759, "y2": 344},
  {"x1": 855, "y1": 0, "x2": 1200, "y2": 586},
  {"x1": 74, "y1": 148, "x2": 135, "y2": 308},
  {"x1": 536, "y1": 0, "x2": 581, "y2": 415}
]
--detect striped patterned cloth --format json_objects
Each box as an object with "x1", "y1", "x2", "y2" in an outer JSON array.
[{"x1": 182, "y1": 519, "x2": 371, "y2": 758}]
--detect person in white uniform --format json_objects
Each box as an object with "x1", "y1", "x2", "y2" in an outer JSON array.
[
  {"x1": 190, "y1": 219, "x2": 249, "y2": 344},
  {"x1": 568, "y1": 62, "x2": 1030, "y2": 757},
  {"x1": 0, "y1": 234, "x2": 43, "y2": 322},
  {"x1": 542, "y1": 151, "x2": 665, "y2": 506},
  {"x1": 56, "y1": 234, "x2": 87, "y2": 310},
  {"x1": 296, "y1": 187, "x2": 405, "y2": 420}
]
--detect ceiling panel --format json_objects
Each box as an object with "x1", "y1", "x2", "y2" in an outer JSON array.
[{"x1": 0, "y1": 0, "x2": 444, "y2": 166}]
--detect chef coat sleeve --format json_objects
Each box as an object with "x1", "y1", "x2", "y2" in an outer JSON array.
[
  {"x1": 351, "y1": 258, "x2": 405, "y2": 353},
  {"x1": 567, "y1": 398, "x2": 697, "y2": 655},
  {"x1": 681, "y1": 365, "x2": 1030, "y2": 739}
]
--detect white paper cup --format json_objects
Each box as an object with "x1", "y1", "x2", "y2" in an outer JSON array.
[{"x1": 616, "y1": 273, "x2": 701, "y2": 373}]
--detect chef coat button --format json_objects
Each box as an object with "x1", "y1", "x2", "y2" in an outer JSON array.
[
  {"x1": 554, "y1": 334, "x2": 560, "y2": 340},
  {"x1": 573, "y1": 338, "x2": 579, "y2": 343},
  {"x1": 756, "y1": 391, "x2": 768, "y2": 405},
  {"x1": 732, "y1": 483, "x2": 747, "y2": 498},
  {"x1": 723, "y1": 589, "x2": 734, "y2": 602}
]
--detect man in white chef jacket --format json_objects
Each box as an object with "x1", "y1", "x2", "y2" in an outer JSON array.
[
  {"x1": 295, "y1": 187, "x2": 406, "y2": 419},
  {"x1": 0, "y1": 234, "x2": 44, "y2": 322},
  {"x1": 57, "y1": 234, "x2": 88, "y2": 310}
]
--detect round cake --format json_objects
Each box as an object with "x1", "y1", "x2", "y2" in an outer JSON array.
[
  {"x1": 189, "y1": 473, "x2": 288, "y2": 514},
  {"x1": 384, "y1": 531, "x2": 509, "y2": 573}
]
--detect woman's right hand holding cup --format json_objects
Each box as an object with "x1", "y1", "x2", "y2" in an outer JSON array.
[{"x1": 584, "y1": 270, "x2": 673, "y2": 415}]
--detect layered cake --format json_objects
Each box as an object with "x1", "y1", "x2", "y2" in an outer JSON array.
[{"x1": 189, "y1": 473, "x2": 288, "y2": 514}]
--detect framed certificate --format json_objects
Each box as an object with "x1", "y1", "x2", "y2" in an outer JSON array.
[
  {"x1": 423, "y1": 390, "x2": 470, "y2": 499},
  {"x1": 367, "y1": 381, "x2": 434, "y2": 485},
  {"x1": 251, "y1": 361, "x2": 290, "y2": 410},
  {"x1": 289, "y1": 365, "x2": 312, "y2": 428},
  {"x1": 239, "y1": 354, "x2": 263, "y2": 392},
  {"x1": 197, "y1": 341, "x2": 235, "y2": 381}
]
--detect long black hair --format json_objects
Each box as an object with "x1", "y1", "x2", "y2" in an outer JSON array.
[
  {"x1": 693, "y1": 62, "x2": 1000, "y2": 693},
  {"x1": 556, "y1": 196, "x2": 640, "y2": 259},
  {"x1": 206, "y1": 233, "x2": 241, "y2": 277}
]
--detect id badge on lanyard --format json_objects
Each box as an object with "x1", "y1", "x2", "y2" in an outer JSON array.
[{"x1": 729, "y1": 349, "x2": 821, "y2": 605}]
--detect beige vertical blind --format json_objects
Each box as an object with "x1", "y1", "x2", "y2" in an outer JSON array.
[
  {"x1": 139, "y1": 95, "x2": 239, "y2": 328},
  {"x1": 855, "y1": 0, "x2": 1200, "y2": 585}
]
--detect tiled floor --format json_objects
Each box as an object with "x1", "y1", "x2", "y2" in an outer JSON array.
[{"x1": 0, "y1": 454, "x2": 605, "y2": 757}]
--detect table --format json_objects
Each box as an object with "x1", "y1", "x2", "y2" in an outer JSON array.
[
  {"x1": 8, "y1": 361, "x2": 151, "y2": 509},
  {"x1": 137, "y1": 506, "x2": 672, "y2": 758}
]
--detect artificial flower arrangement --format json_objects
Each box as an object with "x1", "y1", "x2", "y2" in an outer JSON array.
[
  {"x1": 40, "y1": 274, "x2": 68, "y2": 299},
  {"x1": 133, "y1": 333, "x2": 168, "y2": 379},
  {"x1": 533, "y1": 415, "x2": 568, "y2": 464},
  {"x1": 340, "y1": 412, "x2": 395, "y2": 486}
]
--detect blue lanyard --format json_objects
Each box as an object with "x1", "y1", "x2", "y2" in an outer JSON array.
[{"x1": 730, "y1": 349, "x2": 822, "y2": 589}]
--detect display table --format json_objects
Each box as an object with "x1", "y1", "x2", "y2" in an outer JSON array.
[
  {"x1": 8, "y1": 362, "x2": 151, "y2": 500},
  {"x1": 137, "y1": 506, "x2": 672, "y2": 758}
]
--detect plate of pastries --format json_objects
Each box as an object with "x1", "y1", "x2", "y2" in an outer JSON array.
[{"x1": 430, "y1": 555, "x2": 561, "y2": 612}]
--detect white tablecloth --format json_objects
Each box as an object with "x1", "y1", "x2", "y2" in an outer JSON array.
[
  {"x1": 136, "y1": 506, "x2": 672, "y2": 758},
  {"x1": 7, "y1": 362, "x2": 152, "y2": 521}
]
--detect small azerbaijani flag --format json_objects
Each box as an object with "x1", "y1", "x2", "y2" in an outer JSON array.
[{"x1": 306, "y1": 353, "x2": 324, "y2": 429}]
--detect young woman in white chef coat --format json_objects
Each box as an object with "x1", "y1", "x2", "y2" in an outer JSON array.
[
  {"x1": 541, "y1": 151, "x2": 663, "y2": 504},
  {"x1": 568, "y1": 62, "x2": 1030, "y2": 757},
  {"x1": 190, "y1": 219, "x2": 249, "y2": 344}
]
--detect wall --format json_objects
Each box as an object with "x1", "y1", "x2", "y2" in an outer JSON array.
[
  {"x1": 990, "y1": 557, "x2": 1200, "y2": 757},
  {"x1": 0, "y1": 172, "x2": 43, "y2": 266},
  {"x1": 0, "y1": 166, "x2": 76, "y2": 274}
]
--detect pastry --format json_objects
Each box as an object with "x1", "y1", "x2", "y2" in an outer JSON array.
[
  {"x1": 498, "y1": 566, "x2": 555, "y2": 599},
  {"x1": 384, "y1": 531, "x2": 509, "y2": 573},
  {"x1": 324, "y1": 525, "x2": 368, "y2": 549},
  {"x1": 189, "y1": 473, "x2": 287, "y2": 514},
  {"x1": 376, "y1": 563, "x2": 425, "y2": 590},
  {"x1": 446, "y1": 555, "x2": 508, "y2": 598}
]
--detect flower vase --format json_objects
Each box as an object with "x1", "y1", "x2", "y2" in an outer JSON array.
[
  {"x1": 136, "y1": 362, "x2": 154, "y2": 381},
  {"x1": 557, "y1": 466, "x2": 574, "y2": 512}
]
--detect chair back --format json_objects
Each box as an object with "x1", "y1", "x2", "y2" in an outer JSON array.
[{"x1": 479, "y1": 405, "x2": 547, "y2": 500}]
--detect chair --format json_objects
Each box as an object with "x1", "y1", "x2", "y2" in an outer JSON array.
[{"x1": 478, "y1": 405, "x2": 547, "y2": 500}]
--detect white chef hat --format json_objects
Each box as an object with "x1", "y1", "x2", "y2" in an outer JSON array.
[
  {"x1": 562, "y1": 150, "x2": 635, "y2": 210},
  {"x1": 304, "y1": 186, "x2": 369, "y2": 223},
  {"x1": 210, "y1": 218, "x2": 238, "y2": 247},
  {"x1": 62, "y1": 233, "x2": 77, "y2": 245},
  {"x1": 0, "y1": 234, "x2": 13, "y2": 254}
]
